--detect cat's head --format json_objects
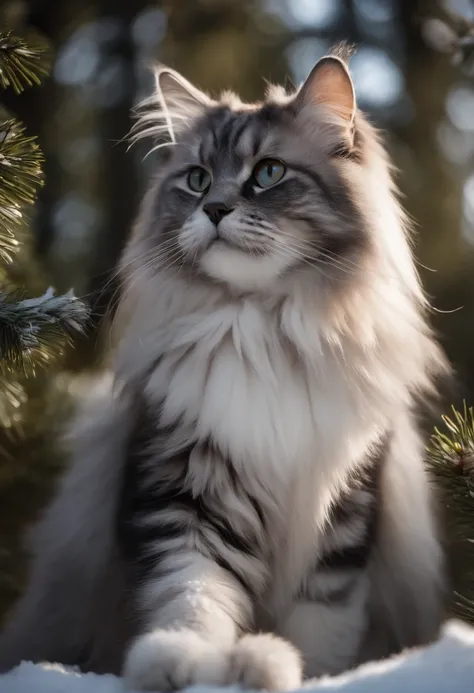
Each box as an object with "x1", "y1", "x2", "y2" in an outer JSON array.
[{"x1": 127, "y1": 50, "x2": 405, "y2": 297}]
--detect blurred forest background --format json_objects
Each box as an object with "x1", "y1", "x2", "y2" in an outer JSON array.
[{"x1": 1, "y1": 0, "x2": 474, "y2": 625}]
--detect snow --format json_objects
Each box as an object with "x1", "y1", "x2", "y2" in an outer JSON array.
[{"x1": 1, "y1": 620, "x2": 474, "y2": 693}]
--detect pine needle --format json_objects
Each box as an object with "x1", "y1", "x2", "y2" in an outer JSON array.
[
  {"x1": 0, "y1": 120, "x2": 43, "y2": 263},
  {"x1": 0, "y1": 33, "x2": 48, "y2": 94},
  {"x1": 0, "y1": 288, "x2": 89, "y2": 371},
  {"x1": 427, "y1": 402, "x2": 474, "y2": 624}
]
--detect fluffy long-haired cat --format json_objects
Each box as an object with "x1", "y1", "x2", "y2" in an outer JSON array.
[{"x1": 0, "y1": 48, "x2": 449, "y2": 691}]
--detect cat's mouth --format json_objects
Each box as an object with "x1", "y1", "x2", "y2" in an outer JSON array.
[
  {"x1": 210, "y1": 236, "x2": 234, "y2": 249},
  {"x1": 207, "y1": 232, "x2": 270, "y2": 256},
  {"x1": 204, "y1": 234, "x2": 249, "y2": 256}
]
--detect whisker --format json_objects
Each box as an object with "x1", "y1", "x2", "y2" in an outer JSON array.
[
  {"x1": 269, "y1": 242, "x2": 340, "y2": 284},
  {"x1": 268, "y1": 238, "x2": 430, "y2": 331},
  {"x1": 253, "y1": 224, "x2": 418, "y2": 286},
  {"x1": 120, "y1": 246, "x2": 185, "y2": 305},
  {"x1": 98, "y1": 239, "x2": 181, "y2": 294},
  {"x1": 99, "y1": 237, "x2": 184, "y2": 310}
]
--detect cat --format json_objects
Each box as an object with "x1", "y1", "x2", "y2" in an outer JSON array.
[{"x1": 0, "y1": 48, "x2": 449, "y2": 691}]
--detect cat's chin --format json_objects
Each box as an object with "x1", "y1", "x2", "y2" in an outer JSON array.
[{"x1": 199, "y1": 241, "x2": 290, "y2": 293}]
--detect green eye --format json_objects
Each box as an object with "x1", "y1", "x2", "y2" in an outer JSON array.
[
  {"x1": 188, "y1": 167, "x2": 211, "y2": 193},
  {"x1": 253, "y1": 159, "x2": 286, "y2": 188}
]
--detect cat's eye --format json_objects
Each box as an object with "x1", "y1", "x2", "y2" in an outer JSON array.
[
  {"x1": 253, "y1": 159, "x2": 286, "y2": 188},
  {"x1": 188, "y1": 167, "x2": 211, "y2": 193}
]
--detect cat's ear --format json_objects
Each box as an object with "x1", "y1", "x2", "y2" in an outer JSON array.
[
  {"x1": 155, "y1": 66, "x2": 213, "y2": 121},
  {"x1": 131, "y1": 66, "x2": 215, "y2": 147},
  {"x1": 295, "y1": 56, "x2": 356, "y2": 124}
]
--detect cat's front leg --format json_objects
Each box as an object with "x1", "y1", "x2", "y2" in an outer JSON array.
[
  {"x1": 123, "y1": 552, "x2": 302, "y2": 692},
  {"x1": 121, "y1": 441, "x2": 302, "y2": 692},
  {"x1": 277, "y1": 466, "x2": 377, "y2": 678},
  {"x1": 277, "y1": 575, "x2": 369, "y2": 678},
  {"x1": 122, "y1": 553, "x2": 242, "y2": 690}
]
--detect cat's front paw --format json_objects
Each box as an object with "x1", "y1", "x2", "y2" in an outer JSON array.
[
  {"x1": 228, "y1": 633, "x2": 303, "y2": 691},
  {"x1": 122, "y1": 628, "x2": 229, "y2": 691}
]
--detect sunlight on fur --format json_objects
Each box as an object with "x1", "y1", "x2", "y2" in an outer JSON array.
[{"x1": 0, "y1": 46, "x2": 450, "y2": 692}]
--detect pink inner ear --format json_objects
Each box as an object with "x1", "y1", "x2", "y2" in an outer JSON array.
[{"x1": 306, "y1": 58, "x2": 356, "y2": 123}]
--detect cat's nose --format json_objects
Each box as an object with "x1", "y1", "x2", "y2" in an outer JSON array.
[{"x1": 203, "y1": 202, "x2": 234, "y2": 226}]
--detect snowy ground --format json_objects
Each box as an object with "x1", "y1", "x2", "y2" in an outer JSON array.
[{"x1": 1, "y1": 620, "x2": 474, "y2": 693}]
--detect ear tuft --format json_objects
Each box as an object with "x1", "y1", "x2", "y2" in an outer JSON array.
[
  {"x1": 155, "y1": 67, "x2": 213, "y2": 119},
  {"x1": 129, "y1": 65, "x2": 214, "y2": 149},
  {"x1": 296, "y1": 55, "x2": 356, "y2": 124}
]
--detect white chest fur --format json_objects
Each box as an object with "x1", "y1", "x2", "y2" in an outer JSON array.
[
  {"x1": 144, "y1": 298, "x2": 377, "y2": 495},
  {"x1": 120, "y1": 293, "x2": 386, "y2": 602}
]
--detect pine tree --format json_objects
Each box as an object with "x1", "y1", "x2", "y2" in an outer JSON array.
[
  {"x1": 427, "y1": 404, "x2": 474, "y2": 624},
  {"x1": 0, "y1": 32, "x2": 87, "y2": 620},
  {"x1": 0, "y1": 32, "x2": 87, "y2": 357},
  {"x1": 423, "y1": 3, "x2": 474, "y2": 626}
]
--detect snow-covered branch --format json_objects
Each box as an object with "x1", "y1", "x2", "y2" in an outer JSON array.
[{"x1": 0, "y1": 288, "x2": 88, "y2": 367}]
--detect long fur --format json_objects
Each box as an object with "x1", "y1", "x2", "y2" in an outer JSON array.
[{"x1": 0, "y1": 52, "x2": 449, "y2": 691}]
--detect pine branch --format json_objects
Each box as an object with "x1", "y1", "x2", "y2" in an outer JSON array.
[
  {"x1": 0, "y1": 32, "x2": 48, "y2": 94},
  {"x1": 428, "y1": 402, "x2": 474, "y2": 537},
  {"x1": 428, "y1": 402, "x2": 474, "y2": 471},
  {"x1": 0, "y1": 31, "x2": 88, "y2": 367},
  {"x1": 427, "y1": 402, "x2": 474, "y2": 623},
  {"x1": 0, "y1": 288, "x2": 89, "y2": 371},
  {"x1": 0, "y1": 119, "x2": 43, "y2": 263}
]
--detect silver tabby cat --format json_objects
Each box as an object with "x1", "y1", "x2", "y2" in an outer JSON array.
[{"x1": 0, "y1": 50, "x2": 449, "y2": 691}]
